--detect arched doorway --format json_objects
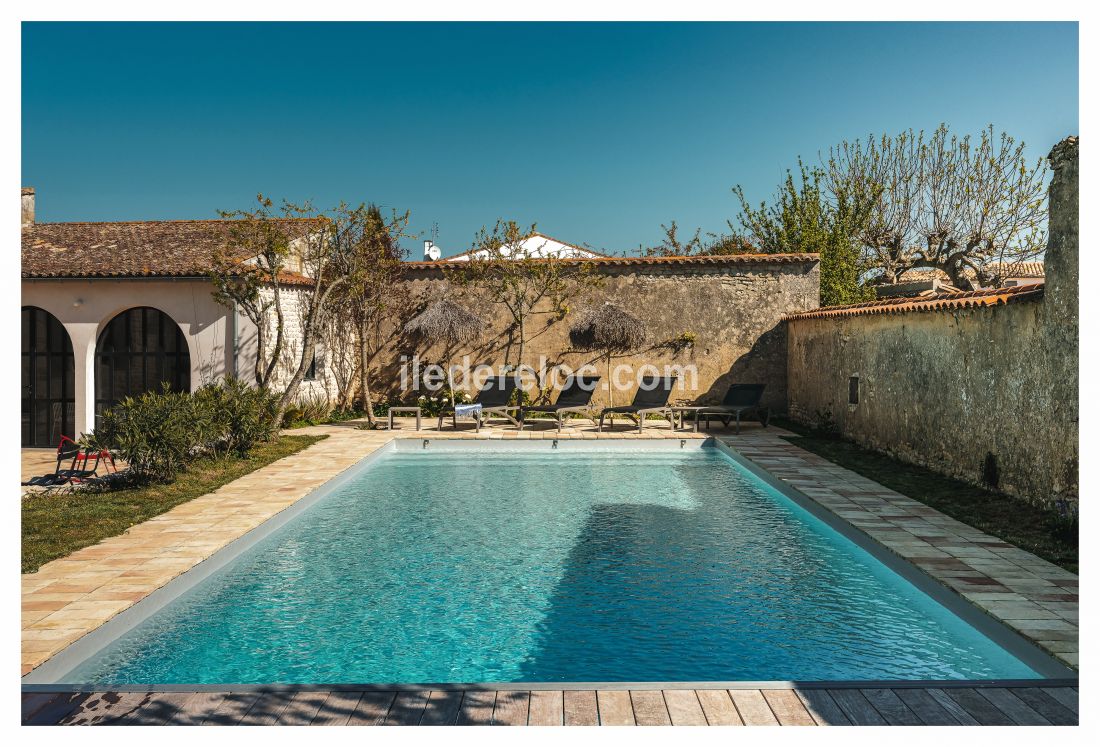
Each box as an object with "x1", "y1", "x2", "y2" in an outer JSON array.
[
  {"x1": 95, "y1": 307, "x2": 191, "y2": 421},
  {"x1": 22, "y1": 307, "x2": 76, "y2": 448}
]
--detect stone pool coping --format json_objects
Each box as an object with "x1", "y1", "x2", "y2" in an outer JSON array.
[
  {"x1": 724, "y1": 437, "x2": 1079, "y2": 670},
  {"x1": 21, "y1": 420, "x2": 1077, "y2": 679}
]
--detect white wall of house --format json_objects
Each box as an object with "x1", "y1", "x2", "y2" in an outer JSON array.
[
  {"x1": 249, "y1": 285, "x2": 340, "y2": 402},
  {"x1": 22, "y1": 278, "x2": 340, "y2": 439},
  {"x1": 446, "y1": 233, "x2": 604, "y2": 261},
  {"x1": 22, "y1": 278, "x2": 234, "y2": 437}
]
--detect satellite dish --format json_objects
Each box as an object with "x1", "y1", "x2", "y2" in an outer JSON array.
[{"x1": 426, "y1": 243, "x2": 442, "y2": 261}]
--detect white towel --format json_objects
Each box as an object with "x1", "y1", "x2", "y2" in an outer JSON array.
[{"x1": 454, "y1": 403, "x2": 483, "y2": 418}]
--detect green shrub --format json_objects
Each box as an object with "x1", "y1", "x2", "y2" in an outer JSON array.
[
  {"x1": 300, "y1": 392, "x2": 333, "y2": 423},
  {"x1": 328, "y1": 407, "x2": 367, "y2": 423},
  {"x1": 281, "y1": 406, "x2": 306, "y2": 428},
  {"x1": 372, "y1": 400, "x2": 395, "y2": 418},
  {"x1": 281, "y1": 391, "x2": 334, "y2": 428},
  {"x1": 195, "y1": 377, "x2": 280, "y2": 455},
  {"x1": 415, "y1": 389, "x2": 472, "y2": 417},
  {"x1": 91, "y1": 385, "x2": 207, "y2": 483},
  {"x1": 90, "y1": 379, "x2": 281, "y2": 484}
]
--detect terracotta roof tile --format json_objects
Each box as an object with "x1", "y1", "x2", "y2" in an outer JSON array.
[
  {"x1": 23, "y1": 217, "x2": 817, "y2": 281},
  {"x1": 21, "y1": 218, "x2": 317, "y2": 280},
  {"x1": 897, "y1": 261, "x2": 1045, "y2": 283},
  {"x1": 407, "y1": 252, "x2": 819, "y2": 270},
  {"x1": 785, "y1": 284, "x2": 1044, "y2": 321}
]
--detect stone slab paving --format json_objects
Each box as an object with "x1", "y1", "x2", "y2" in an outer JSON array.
[
  {"x1": 21, "y1": 448, "x2": 61, "y2": 484},
  {"x1": 22, "y1": 686, "x2": 1079, "y2": 725},
  {"x1": 725, "y1": 434, "x2": 1079, "y2": 669}
]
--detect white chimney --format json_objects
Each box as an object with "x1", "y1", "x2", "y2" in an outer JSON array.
[
  {"x1": 21, "y1": 187, "x2": 35, "y2": 227},
  {"x1": 424, "y1": 240, "x2": 441, "y2": 261}
]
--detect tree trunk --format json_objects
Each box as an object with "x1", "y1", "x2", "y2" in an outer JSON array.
[
  {"x1": 262, "y1": 283, "x2": 286, "y2": 387},
  {"x1": 606, "y1": 352, "x2": 614, "y2": 408},
  {"x1": 336, "y1": 357, "x2": 359, "y2": 413},
  {"x1": 276, "y1": 288, "x2": 332, "y2": 421},
  {"x1": 251, "y1": 308, "x2": 267, "y2": 385},
  {"x1": 276, "y1": 330, "x2": 316, "y2": 423},
  {"x1": 358, "y1": 315, "x2": 374, "y2": 426},
  {"x1": 516, "y1": 315, "x2": 526, "y2": 374}
]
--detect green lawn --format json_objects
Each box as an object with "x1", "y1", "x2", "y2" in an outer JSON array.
[
  {"x1": 21, "y1": 434, "x2": 325, "y2": 574},
  {"x1": 774, "y1": 419, "x2": 1078, "y2": 573}
]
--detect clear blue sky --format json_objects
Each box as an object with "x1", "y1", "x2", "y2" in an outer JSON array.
[{"x1": 22, "y1": 22, "x2": 1078, "y2": 257}]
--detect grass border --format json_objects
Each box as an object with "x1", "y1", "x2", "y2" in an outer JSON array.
[{"x1": 21, "y1": 434, "x2": 326, "y2": 574}]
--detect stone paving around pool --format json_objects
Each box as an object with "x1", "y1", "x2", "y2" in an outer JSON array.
[
  {"x1": 728, "y1": 439, "x2": 1079, "y2": 669},
  {"x1": 20, "y1": 417, "x2": 1078, "y2": 678}
]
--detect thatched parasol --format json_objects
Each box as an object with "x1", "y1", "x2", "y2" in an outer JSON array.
[
  {"x1": 404, "y1": 297, "x2": 485, "y2": 344},
  {"x1": 569, "y1": 302, "x2": 648, "y2": 407},
  {"x1": 404, "y1": 297, "x2": 486, "y2": 406}
]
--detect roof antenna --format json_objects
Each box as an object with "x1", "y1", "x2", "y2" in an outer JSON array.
[{"x1": 424, "y1": 222, "x2": 442, "y2": 261}]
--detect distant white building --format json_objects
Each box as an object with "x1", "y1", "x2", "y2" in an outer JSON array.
[{"x1": 424, "y1": 232, "x2": 608, "y2": 262}]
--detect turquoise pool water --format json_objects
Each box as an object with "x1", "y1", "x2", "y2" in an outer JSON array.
[{"x1": 67, "y1": 447, "x2": 1038, "y2": 684}]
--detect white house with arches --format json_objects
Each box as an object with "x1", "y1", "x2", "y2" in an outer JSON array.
[{"x1": 19, "y1": 188, "x2": 336, "y2": 448}]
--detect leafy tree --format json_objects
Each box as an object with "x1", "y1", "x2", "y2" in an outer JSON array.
[
  {"x1": 451, "y1": 220, "x2": 602, "y2": 373},
  {"x1": 826, "y1": 124, "x2": 1048, "y2": 287},
  {"x1": 734, "y1": 160, "x2": 877, "y2": 305},
  {"x1": 639, "y1": 221, "x2": 755, "y2": 257}
]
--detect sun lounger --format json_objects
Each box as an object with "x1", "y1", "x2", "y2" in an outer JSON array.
[
  {"x1": 438, "y1": 375, "x2": 522, "y2": 432},
  {"x1": 519, "y1": 374, "x2": 601, "y2": 432},
  {"x1": 597, "y1": 375, "x2": 678, "y2": 433},
  {"x1": 692, "y1": 383, "x2": 770, "y2": 434}
]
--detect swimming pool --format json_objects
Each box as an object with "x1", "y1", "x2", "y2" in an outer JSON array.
[{"x1": 37, "y1": 441, "x2": 1061, "y2": 685}]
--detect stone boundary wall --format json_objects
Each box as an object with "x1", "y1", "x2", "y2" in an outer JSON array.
[
  {"x1": 369, "y1": 256, "x2": 821, "y2": 412},
  {"x1": 785, "y1": 138, "x2": 1079, "y2": 508}
]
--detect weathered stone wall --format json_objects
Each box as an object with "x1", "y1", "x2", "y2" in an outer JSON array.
[
  {"x1": 786, "y1": 137, "x2": 1079, "y2": 508},
  {"x1": 369, "y1": 257, "x2": 821, "y2": 411}
]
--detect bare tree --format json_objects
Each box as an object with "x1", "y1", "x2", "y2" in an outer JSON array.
[
  {"x1": 451, "y1": 220, "x2": 602, "y2": 373},
  {"x1": 325, "y1": 204, "x2": 412, "y2": 427},
  {"x1": 210, "y1": 195, "x2": 303, "y2": 387},
  {"x1": 288, "y1": 201, "x2": 417, "y2": 422},
  {"x1": 318, "y1": 297, "x2": 361, "y2": 411},
  {"x1": 827, "y1": 124, "x2": 1048, "y2": 287}
]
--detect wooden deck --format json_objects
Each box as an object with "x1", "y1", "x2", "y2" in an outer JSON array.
[{"x1": 22, "y1": 686, "x2": 1078, "y2": 726}]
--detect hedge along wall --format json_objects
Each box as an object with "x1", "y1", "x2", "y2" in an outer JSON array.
[
  {"x1": 786, "y1": 137, "x2": 1079, "y2": 508},
  {"x1": 369, "y1": 254, "x2": 821, "y2": 413}
]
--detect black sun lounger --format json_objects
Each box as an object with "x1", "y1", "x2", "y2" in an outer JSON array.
[
  {"x1": 597, "y1": 375, "x2": 678, "y2": 434},
  {"x1": 519, "y1": 374, "x2": 601, "y2": 432},
  {"x1": 438, "y1": 375, "x2": 522, "y2": 432},
  {"x1": 692, "y1": 383, "x2": 770, "y2": 434}
]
